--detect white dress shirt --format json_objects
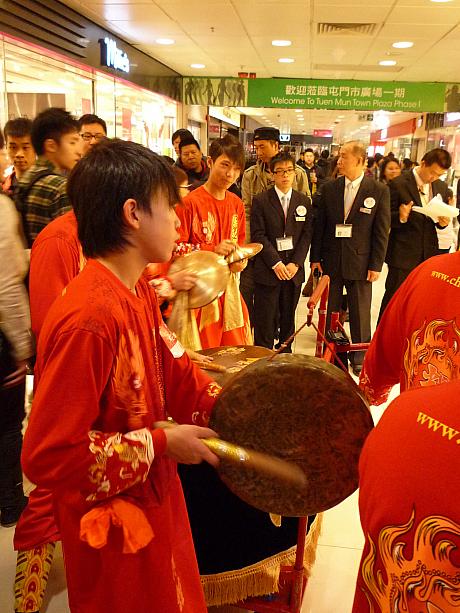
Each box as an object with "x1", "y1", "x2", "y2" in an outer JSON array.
[{"x1": 344, "y1": 173, "x2": 364, "y2": 221}]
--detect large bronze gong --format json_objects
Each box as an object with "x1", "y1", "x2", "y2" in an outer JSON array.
[{"x1": 209, "y1": 353, "x2": 373, "y2": 517}]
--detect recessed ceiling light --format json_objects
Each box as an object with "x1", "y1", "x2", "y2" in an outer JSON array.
[
  {"x1": 155, "y1": 38, "x2": 175, "y2": 45},
  {"x1": 392, "y1": 41, "x2": 413, "y2": 49},
  {"x1": 272, "y1": 40, "x2": 292, "y2": 47},
  {"x1": 430, "y1": 0, "x2": 453, "y2": 3},
  {"x1": 278, "y1": 58, "x2": 295, "y2": 63},
  {"x1": 295, "y1": 109, "x2": 303, "y2": 113},
  {"x1": 379, "y1": 60, "x2": 397, "y2": 66},
  {"x1": 190, "y1": 63, "x2": 205, "y2": 69}
]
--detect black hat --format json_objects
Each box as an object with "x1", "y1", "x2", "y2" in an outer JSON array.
[{"x1": 253, "y1": 127, "x2": 280, "y2": 142}]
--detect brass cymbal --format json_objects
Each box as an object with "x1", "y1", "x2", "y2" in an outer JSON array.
[
  {"x1": 169, "y1": 251, "x2": 230, "y2": 308},
  {"x1": 225, "y1": 242, "x2": 263, "y2": 265}
]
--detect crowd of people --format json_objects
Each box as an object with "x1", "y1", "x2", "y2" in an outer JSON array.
[{"x1": 0, "y1": 107, "x2": 459, "y2": 613}]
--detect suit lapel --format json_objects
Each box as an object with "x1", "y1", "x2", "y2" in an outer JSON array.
[
  {"x1": 286, "y1": 190, "x2": 298, "y2": 220},
  {"x1": 336, "y1": 176, "x2": 346, "y2": 222},
  {"x1": 347, "y1": 176, "x2": 372, "y2": 222},
  {"x1": 404, "y1": 171, "x2": 422, "y2": 206}
]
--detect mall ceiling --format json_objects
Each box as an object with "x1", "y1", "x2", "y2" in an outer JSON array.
[
  {"x1": 59, "y1": 0, "x2": 460, "y2": 135},
  {"x1": 61, "y1": 0, "x2": 460, "y2": 81}
]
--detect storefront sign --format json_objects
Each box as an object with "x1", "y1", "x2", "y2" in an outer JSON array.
[
  {"x1": 99, "y1": 37, "x2": 130, "y2": 74},
  {"x1": 208, "y1": 105, "x2": 240, "y2": 127},
  {"x1": 313, "y1": 129, "x2": 332, "y2": 138},
  {"x1": 247, "y1": 79, "x2": 449, "y2": 112}
]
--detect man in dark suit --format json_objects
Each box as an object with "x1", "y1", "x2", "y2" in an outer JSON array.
[
  {"x1": 379, "y1": 148, "x2": 451, "y2": 318},
  {"x1": 251, "y1": 152, "x2": 313, "y2": 352},
  {"x1": 311, "y1": 141, "x2": 390, "y2": 375}
]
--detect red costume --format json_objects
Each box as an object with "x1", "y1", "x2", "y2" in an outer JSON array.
[
  {"x1": 22, "y1": 260, "x2": 219, "y2": 613},
  {"x1": 177, "y1": 185, "x2": 252, "y2": 348},
  {"x1": 353, "y1": 380, "x2": 460, "y2": 611},
  {"x1": 360, "y1": 251, "x2": 460, "y2": 405},
  {"x1": 28, "y1": 210, "x2": 84, "y2": 342},
  {"x1": 354, "y1": 251, "x2": 460, "y2": 611}
]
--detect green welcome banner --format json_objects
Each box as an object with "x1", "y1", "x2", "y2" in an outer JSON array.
[
  {"x1": 247, "y1": 79, "x2": 452, "y2": 112},
  {"x1": 184, "y1": 77, "x2": 460, "y2": 113}
]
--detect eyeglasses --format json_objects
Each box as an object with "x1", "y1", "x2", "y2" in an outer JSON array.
[
  {"x1": 273, "y1": 168, "x2": 295, "y2": 176},
  {"x1": 80, "y1": 133, "x2": 106, "y2": 142}
]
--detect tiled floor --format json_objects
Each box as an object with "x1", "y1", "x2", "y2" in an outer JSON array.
[{"x1": 0, "y1": 269, "x2": 394, "y2": 613}]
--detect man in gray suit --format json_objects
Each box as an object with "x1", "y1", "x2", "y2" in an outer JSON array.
[{"x1": 310, "y1": 141, "x2": 390, "y2": 375}]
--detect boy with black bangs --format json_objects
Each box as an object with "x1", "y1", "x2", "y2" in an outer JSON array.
[{"x1": 21, "y1": 139, "x2": 219, "y2": 613}]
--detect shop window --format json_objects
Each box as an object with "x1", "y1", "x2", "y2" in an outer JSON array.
[
  {"x1": 3, "y1": 37, "x2": 93, "y2": 120},
  {"x1": 114, "y1": 80, "x2": 177, "y2": 156}
]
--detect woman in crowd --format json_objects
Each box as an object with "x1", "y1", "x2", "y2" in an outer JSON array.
[{"x1": 379, "y1": 156, "x2": 401, "y2": 184}]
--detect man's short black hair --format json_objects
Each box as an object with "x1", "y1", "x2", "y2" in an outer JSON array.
[
  {"x1": 172, "y1": 128, "x2": 193, "y2": 143},
  {"x1": 68, "y1": 139, "x2": 180, "y2": 259},
  {"x1": 269, "y1": 151, "x2": 295, "y2": 173},
  {"x1": 422, "y1": 148, "x2": 451, "y2": 170},
  {"x1": 305, "y1": 148, "x2": 314, "y2": 153},
  {"x1": 320, "y1": 150, "x2": 329, "y2": 159},
  {"x1": 4, "y1": 117, "x2": 33, "y2": 141},
  {"x1": 209, "y1": 134, "x2": 245, "y2": 170},
  {"x1": 78, "y1": 113, "x2": 107, "y2": 134},
  {"x1": 31, "y1": 108, "x2": 79, "y2": 156},
  {"x1": 179, "y1": 136, "x2": 200, "y2": 152}
]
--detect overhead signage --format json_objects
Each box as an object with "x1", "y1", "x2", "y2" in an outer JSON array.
[
  {"x1": 99, "y1": 37, "x2": 130, "y2": 74},
  {"x1": 183, "y1": 77, "x2": 460, "y2": 113},
  {"x1": 279, "y1": 134, "x2": 290, "y2": 142},
  {"x1": 247, "y1": 79, "x2": 448, "y2": 112}
]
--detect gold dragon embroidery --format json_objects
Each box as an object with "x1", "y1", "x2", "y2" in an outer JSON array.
[
  {"x1": 403, "y1": 319, "x2": 460, "y2": 390},
  {"x1": 360, "y1": 509, "x2": 460, "y2": 612}
]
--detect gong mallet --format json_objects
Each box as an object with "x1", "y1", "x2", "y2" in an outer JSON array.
[{"x1": 154, "y1": 421, "x2": 307, "y2": 489}]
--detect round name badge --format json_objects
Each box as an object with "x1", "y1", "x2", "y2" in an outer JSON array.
[
  {"x1": 364, "y1": 197, "x2": 375, "y2": 209},
  {"x1": 296, "y1": 205, "x2": 307, "y2": 217}
]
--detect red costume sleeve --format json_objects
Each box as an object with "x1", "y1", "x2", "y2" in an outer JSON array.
[
  {"x1": 22, "y1": 329, "x2": 158, "y2": 502},
  {"x1": 359, "y1": 284, "x2": 407, "y2": 405},
  {"x1": 29, "y1": 236, "x2": 81, "y2": 339},
  {"x1": 158, "y1": 320, "x2": 221, "y2": 426}
]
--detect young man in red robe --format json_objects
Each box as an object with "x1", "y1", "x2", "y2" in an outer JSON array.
[
  {"x1": 353, "y1": 379, "x2": 460, "y2": 611},
  {"x1": 176, "y1": 134, "x2": 252, "y2": 349},
  {"x1": 21, "y1": 139, "x2": 220, "y2": 613},
  {"x1": 359, "y1": 250, "x2": 460, "y2": 405},
  {"x1": 353, "y1": 251, "x2": 460, "y2": 610},
  {"x1": 15, "y1": 168, "x2": 206, "y2": 613}
]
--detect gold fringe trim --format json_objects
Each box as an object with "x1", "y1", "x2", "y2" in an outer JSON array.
[{"x1": 201, "y1": 513, "x2": 323, "y2": 607}]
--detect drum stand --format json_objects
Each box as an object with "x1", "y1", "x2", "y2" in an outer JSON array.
[{"x1": 231, "y1": 275, "x2": 369, "y2": 613}]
